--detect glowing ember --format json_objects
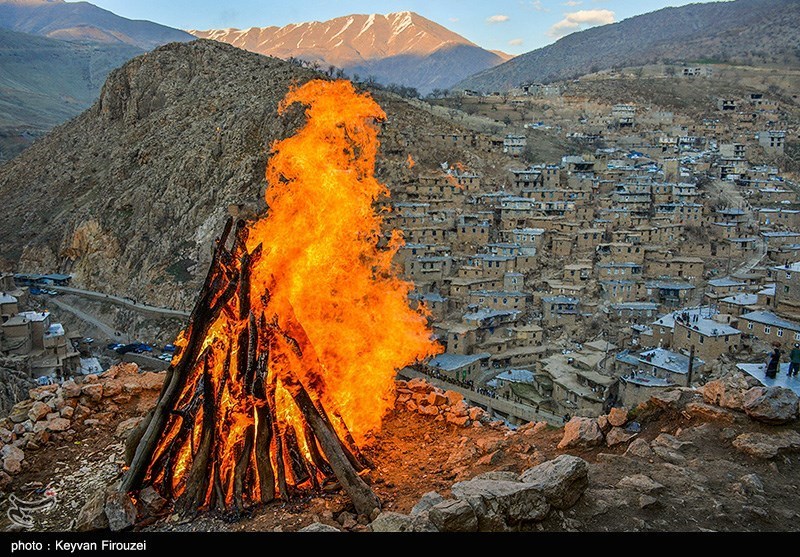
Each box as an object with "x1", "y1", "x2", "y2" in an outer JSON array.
[{"x1": 125, "y1": 79, "x2": 441, "y2": 515}]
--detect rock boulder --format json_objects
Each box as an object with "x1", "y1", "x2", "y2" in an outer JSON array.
[
  {"x1": 451, "y1": 478, "x2": 550, "y2": 530},
  {"x1": 369, "y1": 512, "x2": 413, "y2": 532},
  {"x1": 557, "y1": 417, "x2": 604, "y2": 449},
  {"x1": 519, "y1": 455, "x2": 589, "y2": 509},
  {"x1": 742, "y1": 386, "x2": 799, "y2": 425},
  {"x1": 429, "y1": 499, "x2": 478, "y2": 532}
]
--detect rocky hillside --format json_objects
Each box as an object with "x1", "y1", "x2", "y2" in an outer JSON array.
[
  {"x1": 0, "y1": 39, "x2": 514, "y2": 310},
  {"x1": 0, "y1": 28, "x2": 141, "y2": 162},
  {"x1": 0, "y1": 367, "x2": 34, "y2": 417},
  {"x1": 0, "y1": 0, "x2": 192, "y2": 49},
  {"x1": 2, "y1": 366, "x2": 799, "y2": 531},
  {"x1": 190, "y1": 12, "x2": 507, "y2": 94},
  {"x1": 455, "y1": 0, "x2": 800, "y2": 92}
]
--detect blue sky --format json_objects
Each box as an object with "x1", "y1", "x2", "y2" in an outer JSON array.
[{"x1": 87, "y1": 0, "x2": 719, "y2": 55}]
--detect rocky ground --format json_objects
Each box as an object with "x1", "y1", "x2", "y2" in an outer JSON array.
[{"x1": 1, "y1": 367, "x2": 799, "y2": 532}]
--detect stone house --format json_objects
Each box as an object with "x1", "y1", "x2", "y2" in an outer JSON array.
[
  {"x1": 739, "y1": 310, "x2": 800, "y2": 350},
  {"x1": 671, "y1": 316, "x2": 741, "y2": 361}
]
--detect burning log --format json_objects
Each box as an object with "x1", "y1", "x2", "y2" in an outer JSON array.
[
  {"x1": 121, "y1": 79, "x2": 440, "y2": 518},
  {"x1": 124, "y1": 231, "x2": 380, "y2": 515}
]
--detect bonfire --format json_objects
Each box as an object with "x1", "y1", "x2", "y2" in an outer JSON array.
[{"x1": 121, "y1": 79, "x2": 441, "y2": 516}]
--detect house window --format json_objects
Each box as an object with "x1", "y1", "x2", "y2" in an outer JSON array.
[
  {"x1": 785, "y1": 286, "x2": 790, "y2": 294},
  {"x1": 778, "y1": 329, "x2": 784, "y2": 337},
  {"x1": 699, "y1": 336, "x2": 704, "y2": 344},
  {"x1": 794, "y1": 332, "x2": 800, "y2": 341},
  {"x1": 765, "y1": 326, "x2": 771, "y2": 334}
]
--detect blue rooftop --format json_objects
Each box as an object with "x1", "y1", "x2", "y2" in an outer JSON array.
[
  {"x1": 429, "y1": 352, "x2": 491, "y2": 372},
  {"x1": 737, "y1": 363, "x2": 800, "y2": 397}
]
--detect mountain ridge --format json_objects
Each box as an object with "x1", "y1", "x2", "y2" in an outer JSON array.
[
  {"x1": 189, "y1": 11, "x2": 508, "y2": 94},
  {"x1": 455, "y1": 0, "x2": 800, "y2": 92},
  {"x1": 0, "y1": 27, "x2": 142, "y2": 162},
  {"x1": 0, "y1": 0, "x2": 195, "y2": 161},
  {"x1": 0, "y1": 0, "x2": 193, "y2": 49}
]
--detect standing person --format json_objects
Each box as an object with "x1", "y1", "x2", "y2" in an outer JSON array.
[
  {"x1": 766, "y1": 346, "x2": 782, "y2": 379},
  {"x1": 790, "y1": 343, "x2": 800, "y2": 377}
]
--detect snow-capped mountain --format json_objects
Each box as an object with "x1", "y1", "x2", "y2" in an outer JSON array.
[{"x1": 190, "y1": 11, "x2": 509, "y2": 93}]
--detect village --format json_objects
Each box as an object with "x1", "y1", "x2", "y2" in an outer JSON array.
[
  {"x1": 385, "y1": 65, "x2": 799, "y2": 425},
  {"x1": 0, "y1": 63, "x2": 798, "y2": 432},
  {"x1": 0, "y1": 273, "x2": 84, "y2": 383}
]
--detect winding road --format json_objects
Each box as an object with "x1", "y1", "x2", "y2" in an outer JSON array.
[
  {"x1": 47, "y1": 285, "x2": 190, "y2": 318},
  {"x1": 48, "y1": 297, "x2": 129, "y2": 343}
]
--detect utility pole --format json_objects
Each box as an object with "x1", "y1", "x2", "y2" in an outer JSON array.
[{"x1": 687, "y1": 344, "x2": 696, "y2": 386}]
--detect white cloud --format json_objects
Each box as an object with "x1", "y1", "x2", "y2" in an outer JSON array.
[
  {"x1": 530, "y1": 0, "x2": 547, "y2": 11},
  {"x1": 509, "y1": 38, "x2": 524, "y2": 46},
  {"x1": 449, "y1": 17, "x2": 460, "y2": 22},
  {"x1": 486, "y1": 14, "x2": 510, "y2": 24},
  {"x1": 562, "y1": 0, "x2": 582, "y2": 6},
  {"x1": 548, "y1": 9, "x2": 615, "y2": 38}
]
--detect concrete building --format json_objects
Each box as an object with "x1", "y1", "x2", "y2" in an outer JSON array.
[
  {"x1": 540, "y1": 350, "x2": 615, "y2": 417},
  {"x1": 646, "y1": 281, "x2": 696, "y2": 307},
  {"x1": 648, "y1": 306, "x2": 716, "y2": 348},
  {"x1": 739, "y1": 310, "x2": 800, "y2": 350},
  {"x1": 503, "y1": 135, "x2": 527, "y2": 156},
  {"x1": 771, "y1": 262, "x2": 800, "y2": 319},
  {"x1": 469, "y1": 290, "x2": 529, "y2": 312},
  {"x1": 612, "y1": 104, "x2": 635, "y2": 127},
  {"x1": 1, "y1": 314, "x2": 32, "y2": 355},
  {"x1": 17, "y1": 311, "x2": 50, "y2": 350},
  {"x1": 0, "y1": 293, "x2": 19, "y2": 323},
  {"x1": 719, "y1": 293, "x2": 759, "y2": 316},
  {"x1": 616, "y1": 347, "x2": 705, "y2": 407},
  {"x1": 608, "y1": 302, "x2": 660, "y2": 322},
  {"x1": 757, "y1": 130, "x2": 786, "y2": 154},
  {"x1": 672, "y1": 315, "x2": 741, "y2": 361},
  {"x1": 541, "y1": 296, "x2": 581, "y2": 325}
]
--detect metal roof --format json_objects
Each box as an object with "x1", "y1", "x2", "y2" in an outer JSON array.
[{"x1": 740, "y1": 310, "x2": 800, "y2": 333}]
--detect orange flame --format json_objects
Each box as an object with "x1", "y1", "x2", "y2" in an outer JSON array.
[
  {"x1": 407, "y1": 154, "x2": 416, "y2": 169},
  {"x1": 246, "y1": 79, "x2": 441, "y2": 440},
  {"x1": 146, "y1": 79, "x2": 442, "y2": 508}
]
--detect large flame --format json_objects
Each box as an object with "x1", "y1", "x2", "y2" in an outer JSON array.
[
  {"x1": 145, "y1": 79, "x2": 440, "y2": 506},
  {"x1": 246, "y1": 79, "x2": 440, "y2": 440}
]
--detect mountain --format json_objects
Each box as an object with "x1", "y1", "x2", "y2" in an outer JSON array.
[
  {"x1": 190, "y1": 12, "x2": 508, "y2": 94},
  {"x1": 0, "y1": 0, "x2": 193, "y2": 49},
  {"x1": 0, "y1": 0, "x2": 195, "y2": 162},
  {"x1": 0, "y1": 40, "x2": 508, "y2": 309},
  {"x1": 0, "y1": 27, "x2": 141, "y2": 162},
  {"x1": 455, "y1": 0, "x2": 800, "y2": 92}
]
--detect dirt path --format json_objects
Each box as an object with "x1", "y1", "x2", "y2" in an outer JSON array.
[{"x1": 49, "y1": 285, "x2": 190, "y2": 318}]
